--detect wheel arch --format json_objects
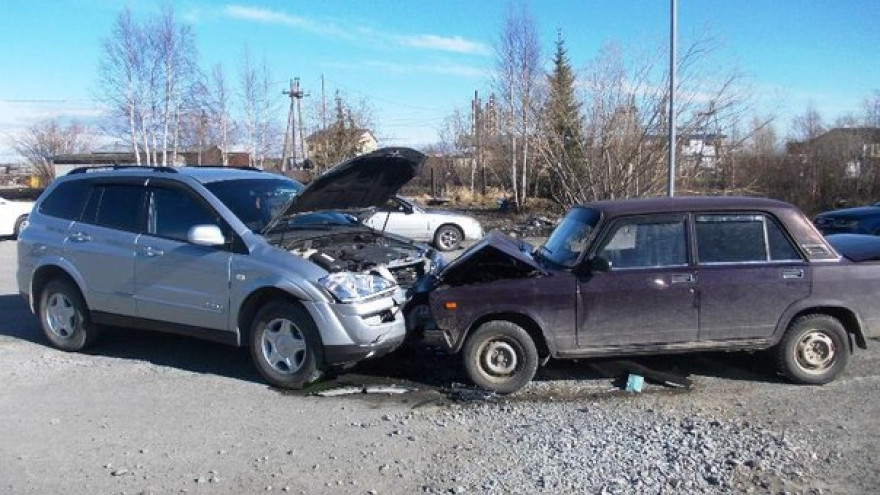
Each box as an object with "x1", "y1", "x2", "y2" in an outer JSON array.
[
  {"x1": 236, "y1": 286, "x2": 312, "y2": 348},
  {"x1": 779, "y1": 305, "x2": 865, "y2": 351},
  {"x1": 460, "y1": 312, "x2": 551, "y2": 360},
  {"x1": 31, "y1": 264, "x2": 85, "y2": 314}
]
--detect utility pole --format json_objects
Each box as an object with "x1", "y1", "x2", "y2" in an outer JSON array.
[
  {"x1": 321, "y1": 74, "x2": 327, "y2": 132},
  {"x1": 281, "y1": 78, "x2": 309, "y2": 171},
  {"x1": 667, "y1": 0, "x2": 677, "y2": 197}
]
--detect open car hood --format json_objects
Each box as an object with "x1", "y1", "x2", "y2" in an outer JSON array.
[{"x1": 263, "y1": 147, "x2": 425, "y2": 233}]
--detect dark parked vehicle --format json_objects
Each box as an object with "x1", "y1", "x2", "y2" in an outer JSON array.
[
  {"x1": 419, "y1": 196, "x2": 880, "y2": 393},
  {"x1": 814, "y1": 202, "x2": 880, "y2": 235}
]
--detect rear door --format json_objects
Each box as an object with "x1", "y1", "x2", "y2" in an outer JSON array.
[
  {"x1": 65, "y1": 181, "x2": 144, "y2": 317},
  {"x1": 694, "y1": 213, "x2": 810, "y2": 340},
  {"x1": 133, "y1": 182, "x2": 233, "y2": 331},
  {"x1": 577, "y1": 214, "x2": 699, "y2": 346}
]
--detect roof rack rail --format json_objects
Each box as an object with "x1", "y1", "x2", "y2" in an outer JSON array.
[
  {"x1": 183, "y1": 164, "x2": 263, "y2": 172},
  {"x1": 68, "y1": 165, "x2": 180, "y2": 175}
]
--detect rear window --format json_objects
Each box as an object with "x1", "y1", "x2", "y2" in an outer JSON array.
[
  {"x1": 38, "y1": 180, "x2": 91, "y2": 220},
  {"x1": 696, "y1": 214, "x2": 801, "y2": 263},
  {"x1": 80, "y1": 185, "x2": 144, "y2": 232}
]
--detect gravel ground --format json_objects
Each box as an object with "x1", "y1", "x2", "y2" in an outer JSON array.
[{"x1": 1, "y1": 238, "x2": 879, "y2": 494}]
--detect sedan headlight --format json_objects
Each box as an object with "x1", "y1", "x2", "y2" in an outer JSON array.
[{"x1": 319, "y1": 272, "x2": 396, "y2": 303}]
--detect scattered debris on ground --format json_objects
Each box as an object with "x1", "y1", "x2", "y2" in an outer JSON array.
[{"x1": 314, "y1": 384, "x2": 416, "y2": 397}]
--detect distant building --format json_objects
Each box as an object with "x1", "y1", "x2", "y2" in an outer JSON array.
[
  {"x1": 786, "y1": 127, "x2": 880, "y2": 178},
  {"x1": 647, "y1": 133, "x2": 727, "y2": 170},
  {"x1": 305, "y1": 128, "x2": 378, "y2": 159},
  {"x1": 52, "y1": 146, "x2": 255, "y2": 178},
  {"x1": 179, "y1": 145, "x2": 252, "y2": 167},
  {"x1": 51, "y1": 152, "x2": 141, "y2": 177}
]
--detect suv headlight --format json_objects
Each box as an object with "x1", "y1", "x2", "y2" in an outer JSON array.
[{"x1": 319, "y1": 272, "x2": 396, "y2": 303}]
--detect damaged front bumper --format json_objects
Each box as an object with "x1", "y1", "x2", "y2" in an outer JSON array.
[{"x1": 303, "y1": 295, "x2": 407, "y2": 367}]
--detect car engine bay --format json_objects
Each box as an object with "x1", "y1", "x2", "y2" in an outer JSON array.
[{"x1": 278, "y1": 230, "x2": 433, "y2": 289}]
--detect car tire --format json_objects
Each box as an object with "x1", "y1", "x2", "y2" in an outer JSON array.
[
  {"x1": 462, "y1": 320, "x2": 538, "y2": 394},
  {"x1": 775, "y1": 314, "x2": 848, "y2": 385},
  {"x1": 39, "y1": 279, "x2": 100, "y2": 351},
  {"x1": 434, "y1": 224, "x2": 463, "y2": 251},
  {"x1": 249, "y1": 300, "x2": 323, "y2": 389},
  {"x1": 13, "y1": 215, "x2": 28, "y2": 238}
]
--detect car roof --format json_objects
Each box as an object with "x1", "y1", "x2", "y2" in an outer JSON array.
[
  {"x1": 579, "y1": 195, "x2": 795, "y2": 217},
  {"x1": 63, "y1": 165, "x2": 289, "y2": 185},
  {"x1": 176, "y1": 166, "x2": 285, "y2": 184}
]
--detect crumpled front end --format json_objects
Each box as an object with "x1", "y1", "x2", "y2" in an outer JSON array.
[{"x1": 305, "y1": 290, "x2": 407, "y2": 366}]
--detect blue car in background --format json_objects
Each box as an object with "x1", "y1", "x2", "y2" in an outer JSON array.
[{"x1": 814, "y1": 203, "x2": 880, "y2": 235}]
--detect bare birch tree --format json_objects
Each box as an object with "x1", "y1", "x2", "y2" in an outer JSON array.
[
  {"x1": 863, "y1": 90, "x2": 880, "y2": 127},
  {"x1": 98, "y1": 6, "x2": 198, "y2": 166},
  {"x1": 209, "y1": 63, "x2": 232, "y2": 165},
  {"x1": 493, "y1": 3, "x2": 542, "y2": 210},
  {"x1": 237, "y1": 48, "x2": 280, "y2": 169}
]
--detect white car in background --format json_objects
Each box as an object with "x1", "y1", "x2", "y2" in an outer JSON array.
[
  {"x1": 362, "y1": 195, "x2": 483, "y2": 251},
  {"x1": 0, "y1": 195, "x2": 34, "y2": 238}
]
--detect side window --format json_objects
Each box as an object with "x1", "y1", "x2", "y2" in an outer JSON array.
[
  {"x1": 148, "y1": 187, "x2": 219, "y2": 242},
  {"x1": 597, "y1": 215, "x2": 687, "y2": 269},
  {"x1": 379, "y1": 197, "x2": 405, "y2": 212},
  {"x1": 91, "y1": 185, "x2": 144, "y2": 232},
  {"x1": 38, "y1": 180, "x2": 91, "y2": 220},
  {"x1": 767, "y1": 218, "x2": 802, "y2": 261},
  {"x1": 695, "y1": 214, "x2": 802, "y2": 263}
]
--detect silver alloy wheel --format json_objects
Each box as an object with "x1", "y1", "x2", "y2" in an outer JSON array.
[
  {"x1": 45, "y1": 292, "x2": 77, "y2": 339},
  {"x1": 437, "y1": 229, "x2": 462, "y2": 251},
  {"x1": 478, "y1": 339, "x2": 519, "y2": 377},
  {"x1": 260, "y1": 317, "x2": 308, "y2": 375},
  {"x1": 794, "y1": 330, "x2": 836, "y2": 374}
]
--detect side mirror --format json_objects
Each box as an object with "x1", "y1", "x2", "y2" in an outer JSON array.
[{"x1": 188, "y1": 224, "x2": 226, "y2": 247}]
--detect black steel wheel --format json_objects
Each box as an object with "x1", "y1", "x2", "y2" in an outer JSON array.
[
  {"x1": 462, "y1": 320, "x2": 538, "y2": 394},
  {"x1": 776, "y1": 314, "x2": 848, "y2": 385}
]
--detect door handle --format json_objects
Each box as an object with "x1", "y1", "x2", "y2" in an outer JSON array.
[
  {"x1": 143, "y1": 246, "x2": 164, "y2": 257},
  {"x1": 782, "y1": 268, "x2": 804, "y2": 279},
  {"x1": 67, "y1": 232, "x2": 91, "y2": 243},
  {"x1": 670, "y1": 273, "x2": 695, "y2": 284}
]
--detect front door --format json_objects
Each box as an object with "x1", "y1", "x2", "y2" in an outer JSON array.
[
  {"x1": 577, "y1": 214, "x2": 699, "y2": 347},
  {"x1": 134, "y1": 184, "x2": 232, "y2": 331}
]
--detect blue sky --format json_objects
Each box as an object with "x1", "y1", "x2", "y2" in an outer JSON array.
[{"x1": 1, "y1": 0, "x2": 878, "y2": 161}]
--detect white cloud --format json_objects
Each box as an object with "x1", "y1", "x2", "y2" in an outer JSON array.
[
  {"x1": 397, "y1": 34, "x2": 491, "y2": 56},
  {"x1": 324, "y1": 60, "x2": 488, "y2": 79},
  {"x1": 224, "y1": 5, "x2": 310, "y2": 29},
  {"x1": 222, "y1": 4, "x2": 489, "y2": 56}
]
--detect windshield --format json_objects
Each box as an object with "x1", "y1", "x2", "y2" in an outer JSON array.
[
  {"x1": 538, "y1": 207, "x2": 601, "y2": 267},
  {"x1": 205, "y1": 177, "x2": 304, "y2": 232}
]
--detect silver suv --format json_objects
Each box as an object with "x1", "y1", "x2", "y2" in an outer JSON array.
[{"x1": 17, "y1": 148, "x2": 440, "y2": 388}]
